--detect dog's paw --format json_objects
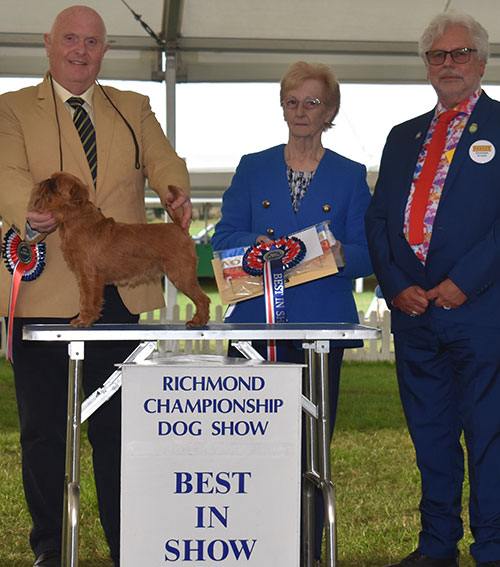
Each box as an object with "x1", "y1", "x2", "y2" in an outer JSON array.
[
  {"x1": 185, "y1": 296, "x2": 211, "y2": 328},
  {"x1": 70, "y1": 316, "x2": 94, "y2": 328},
  {"x1": 185, "y1": 314, "x2": 210, "y2": 328}
]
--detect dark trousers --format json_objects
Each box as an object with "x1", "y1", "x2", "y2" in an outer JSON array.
[
  {"x1": 394, "y1": 317, "x2": 500, "y2": 564},
  {"x1": 12, "y1": 286, "x2": 139, "y2": 563},
  {"x1": 228, "y1": 339, "x2": 343, "y2": 560}
]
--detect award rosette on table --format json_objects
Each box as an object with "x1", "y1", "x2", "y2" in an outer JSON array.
[
  {"x1": 212, "y1": 221, "x2": 339, "y2": 305},
  {"x1": 2, "y1": 228, "x2": 46, "y2": 361}
]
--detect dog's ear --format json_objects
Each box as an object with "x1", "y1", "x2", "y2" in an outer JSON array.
[
  {"x1": 28, "y1": 178, "x2": 52, "y2": 211},
  {"x1": 69, "y1": 179, "x2": 89, "y2": 205}
]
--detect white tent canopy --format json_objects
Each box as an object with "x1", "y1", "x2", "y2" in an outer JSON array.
[
  {"x1": 2, "y1": 0, "x2": 499, "y2": 305},
  {"x1": 1, "y1": 0, "x2": 500, "y2": 84},
  {"x1": 1, "y1": 0, "x2": 500, "y2": 197}
]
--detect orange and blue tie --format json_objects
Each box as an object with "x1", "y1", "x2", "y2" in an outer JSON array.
[{"x1": 67, "y1": 97, "x2": 97, "y2": 187}]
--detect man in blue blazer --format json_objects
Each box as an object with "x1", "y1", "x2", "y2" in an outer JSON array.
[{"x1": 366, "y1": 11, "x2": 500, "y2": 567}]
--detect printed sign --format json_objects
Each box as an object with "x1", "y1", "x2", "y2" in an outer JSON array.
[{"x1": 121, "y1": 355, "x2": 302, "y2": 566}]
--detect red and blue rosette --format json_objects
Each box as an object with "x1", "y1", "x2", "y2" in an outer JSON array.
[
  {"x1": 242, "y1": 236, "x2": 306, "y2": 361},
  {"x1": 3, "y1": 228, "x2": 46, "y2": 281},
  {"x1": 242, "y1": 236, "x2": 306, "y2": 277},
  {"x1": 2, "y1": 228, "x2": 46, "y2": 362}
]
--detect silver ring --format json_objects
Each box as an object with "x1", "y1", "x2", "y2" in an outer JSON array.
[
  {"x1": 410, "y1": 310, "x2": 418, "y2": 317},
  {"x1": 443, "y1": 305, "x2": 451, "y2": 310}
]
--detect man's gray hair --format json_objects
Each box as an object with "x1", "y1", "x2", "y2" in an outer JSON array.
[{"x1": 418, "y1": 10, "x2": 489, "y2": 62}]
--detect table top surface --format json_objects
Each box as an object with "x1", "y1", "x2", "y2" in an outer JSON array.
[{"x1": 23, "y1": 322, "x2": 380, "y2": 342}]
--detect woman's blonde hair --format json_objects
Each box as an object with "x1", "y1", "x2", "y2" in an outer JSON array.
[{"x1": 280, "y1": 61, "x2": 340, "y2": 130}]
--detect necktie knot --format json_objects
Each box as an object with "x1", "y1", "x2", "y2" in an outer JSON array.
[
  {"x1": 438, "y1": 109, "x2": 460, "y2": 125},
  {"x1": 67, "y1": 96, "x2": 85, "y2": 110}
]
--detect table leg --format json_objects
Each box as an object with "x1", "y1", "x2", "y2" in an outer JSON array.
[
  {"x1": 302, "y1": 344, "x2": 316, "y2": 567},
  {"x1": 232, "y1": 338, "x2": 337, "y2": 567},
  {"x1": 315, "y1": 341, "x2": 337, "y2": 567},
  {"x1": 62, "y1": 341, "x2": 85, "y2": 567}
]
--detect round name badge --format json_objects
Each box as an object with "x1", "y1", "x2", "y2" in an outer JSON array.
[{"x1": 469, "y1": 139, "x2": 495, "y2": 164}]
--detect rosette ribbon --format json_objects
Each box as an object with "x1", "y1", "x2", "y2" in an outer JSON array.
[
  {"x1": 242, "y1": 236, "x2": 306, "y2": 361},
  {"x1": 2, "y1": 228, "x2": 46, "y2": 362}
]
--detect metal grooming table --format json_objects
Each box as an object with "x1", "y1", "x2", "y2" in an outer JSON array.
[{"x1": 23, "y1": 322, "x2": 380, "y2": 567}]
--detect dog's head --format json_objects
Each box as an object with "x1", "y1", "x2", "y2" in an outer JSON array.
[{"x1": 29, "y1": 172, "x2": 90, "y2": 219}]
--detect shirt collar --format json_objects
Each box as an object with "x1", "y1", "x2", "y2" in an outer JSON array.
[
  {"x1": 51, "y1": 77, "x2": 95, "y2": 108},
  {"x1": 435, "y1": 88, "x2": 482, "y2": 119}
]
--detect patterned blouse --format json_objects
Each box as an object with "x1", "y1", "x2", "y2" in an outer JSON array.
[
  {"x1": 287, "y1": 165, "x2": 314, "y2": 212},
  {"x1": 404, "y1": 88, "x2": 481, "y2": 264}
]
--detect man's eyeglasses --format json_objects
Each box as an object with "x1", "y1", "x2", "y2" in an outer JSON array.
[
  {"x1": 282, "y1": 97, "x2": 324, "y2": 110},
  {"x1": 425, "y1": 47, "x2": 478, "y2": 66}
]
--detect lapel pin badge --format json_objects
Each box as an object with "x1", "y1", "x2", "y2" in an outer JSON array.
[
  {"x1": 469, "y1": 123, "x2": 478, "y2": 134},
  {"x1": 415, "y1": 131, "x2": 422, "y2": 139},
  {"x1": 469, "y1": 139, "x2": 495, "y2": 164}
]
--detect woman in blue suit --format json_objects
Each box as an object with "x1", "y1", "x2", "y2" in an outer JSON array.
[{"x1": 212, "y1": 61, "x2": 372, "y2": 564}]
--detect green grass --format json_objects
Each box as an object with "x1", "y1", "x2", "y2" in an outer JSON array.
[
  {"x1": 0, "y1": 358, "x2": 474, "y2": 566},
  {"x1": 332, "y1": 361, "x2": 473, "y2": 567},
  {"x1": 0, "y1": 355, "x2": 114, "y2": 567}
]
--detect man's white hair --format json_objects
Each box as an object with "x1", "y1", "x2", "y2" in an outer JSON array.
[{"x1": 418, "y1": 10, "x2": 489, "y2": 63}]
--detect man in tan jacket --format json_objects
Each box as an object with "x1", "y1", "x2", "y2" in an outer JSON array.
[{"x1": 0, "y1": 6, "x2": 191, "y2": 566}]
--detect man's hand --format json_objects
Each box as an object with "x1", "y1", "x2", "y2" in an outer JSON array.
[
  {"x1": 165, "y1": 185, "x2": 192, "y2": 233},
  {"x1": 425, "y1": 278, "x2": 467, "y2": 309},
  {"x1": 27, "y1": 210, "x2": 58, "y2": 234},
  {"x1": 393, "y1": 285, "x2": 430, "y2": 316}
]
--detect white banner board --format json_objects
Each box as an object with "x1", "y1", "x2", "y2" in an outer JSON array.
[{"x1": 121, "y1": 355, "x2": 302, "y2": 567}]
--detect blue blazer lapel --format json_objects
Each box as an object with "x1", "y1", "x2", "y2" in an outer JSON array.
[
  {"x1": 396, "y1": 112, "x2": 433, "y2": 223},
  {"x1": 440, "y1": 92, "x2": 495, "y2": 205},
  {"x1": 295, "y1": 151, "x2": 330, "y2": 223},
  {"x1": 267, "y1": 148, "x2": 301, "y2": 233}
]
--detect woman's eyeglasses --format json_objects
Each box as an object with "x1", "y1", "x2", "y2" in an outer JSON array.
[{"x1": 282, "y1": 97, "x2": 325, "y2": 110}]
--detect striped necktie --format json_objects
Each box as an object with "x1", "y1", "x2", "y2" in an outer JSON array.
[{"x1": 67, "y1": 97, "x2": 97, "y2": 187}]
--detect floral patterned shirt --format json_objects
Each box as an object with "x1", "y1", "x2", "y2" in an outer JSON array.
[
  {"x1": 287, "y1": 166, "x2": 314, "y2": 212},
  {"x1": 404, "y1": 88, "x2": 481, "y2": 263}
]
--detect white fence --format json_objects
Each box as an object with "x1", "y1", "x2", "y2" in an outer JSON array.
[
  {"x1": 344, "y1": 310, "x2": 394, "y2": 361},
  {"x1": 0, "y1": 308, "x2": 394, "y2": 361},
  {"x1": 142, "y1": 304, "x2": 226, "y2": 356}
]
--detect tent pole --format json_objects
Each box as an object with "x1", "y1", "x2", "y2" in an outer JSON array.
[{"x1": 165, "y1": 52, "x2": 178, "y2": 324}]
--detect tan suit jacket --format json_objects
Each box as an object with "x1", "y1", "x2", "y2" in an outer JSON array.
[{"x1": 0, "y1": 73, "x2": 190, "y2": 317}]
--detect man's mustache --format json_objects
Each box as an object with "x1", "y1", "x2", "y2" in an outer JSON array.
[{"x1": 438, "y1": 69, "x2": 463, "y2": 80}]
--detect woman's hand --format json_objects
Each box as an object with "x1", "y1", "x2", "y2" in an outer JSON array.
[
  {"x1": 333, "y1": 240, "x2": 345, "y2": 268},
  {"x1": 255, "y1": 235, "x2": 274, "y2": 245}
]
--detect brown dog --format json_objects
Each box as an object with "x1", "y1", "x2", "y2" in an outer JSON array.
[{"x1": 29, "y1": 172, "x2": 210, "y2": 328}]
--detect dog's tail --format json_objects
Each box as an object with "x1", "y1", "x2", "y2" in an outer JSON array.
[{"x1": 164, "y1": 185, "x2": 190, "y2": 232}]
